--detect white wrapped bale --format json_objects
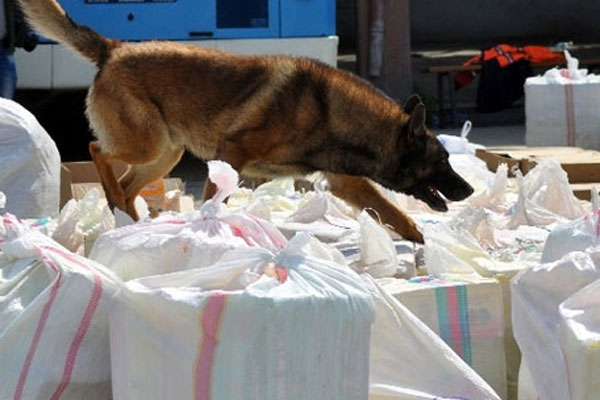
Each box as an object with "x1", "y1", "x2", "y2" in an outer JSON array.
[
  {"x1": 525, "y1": 53, "x2": 600, "y2": 149},
  {"x1": 0, "y1": 98, "x2": 61, "y2": 218},
  {"x1": 512, "y1": 250, "x2": 600, "y2": 400},
  {"x1": 379, "y1": 276, "x2": 507, "y2": 398},
  {"x1": 109, "y1": 234, "x2": 374, "y2": 400},
  {"x1": 0, "y1": 214, "x2": 122, "y2": 399}
]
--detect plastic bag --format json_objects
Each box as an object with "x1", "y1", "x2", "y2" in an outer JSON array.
[
  {"x1": 0, "y1": 214, "x2": 122, "y2": 399},
  {"x1": 51, "y1": 188, "x2": 115, "y2": 256},
  {"x1": 507, "y1": 160, "x2": 586, "y2": 229},
  {"x1": 109, "y1": 233, "x2": 375, "y2": 400},
  {"x1": 541, "y1": 210, "x2": 600, "y2": 263},
  {"x1": 469, "y1": 163, "x2": 509, "y2": 212},
  {"x1": 277, "y1": 180, "x2": 359, "y2": 243},
  {"x1": 354, "y1": 210, "x2": 399, "y2": 278}
]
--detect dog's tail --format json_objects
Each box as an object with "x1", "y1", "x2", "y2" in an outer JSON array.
[{"x1": 18, "y1": 0, "x2": 119, "y2": 67}]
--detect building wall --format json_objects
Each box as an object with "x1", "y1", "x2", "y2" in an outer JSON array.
[{"x1": 337, "y1": 0, "x2": 599, "y2": 49}]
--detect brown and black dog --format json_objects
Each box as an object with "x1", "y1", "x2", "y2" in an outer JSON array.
[{"x1": 19, "y1": 0, "x2": 473, "y2": 243}]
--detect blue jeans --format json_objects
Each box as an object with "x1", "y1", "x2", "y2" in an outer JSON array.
[{"x1": 0, "y1": 48, "x2": 17, "y2": 99}]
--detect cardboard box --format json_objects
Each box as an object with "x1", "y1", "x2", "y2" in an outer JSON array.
[
  {"x1": 476, "y1": 146, "x2": 600, "y2": 183},
  {"x1": 60, "y1": 161, "x2": 194, "y2": 212},
  {"x1": 570, "y1": 183, "x2": 600, "y2": 201}
]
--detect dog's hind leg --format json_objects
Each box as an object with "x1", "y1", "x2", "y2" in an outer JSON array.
[
  {"x1": 119, "y1": 146, "x2": 185, "y2": 219},
  {"x1": 324, "y1": 172, "x2": 424, "y2": 243}
]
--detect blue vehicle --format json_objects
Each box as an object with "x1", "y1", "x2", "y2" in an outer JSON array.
[{"x1": 16, "y1": 0, "x2": 337, "y2": 89}]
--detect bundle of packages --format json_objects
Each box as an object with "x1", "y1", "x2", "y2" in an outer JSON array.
[
  {"x1": 109, "y1": 233, "x2": 375, "y2": 400},
  {"x1": 89, "y1": 161, "x2": 287, "y2": 281},
  {"x1": 525, "y1": 51, "x2": 600, "y2": 149},
  {"x1": 0, "y1": 214, "x2": 122, "y2": 399},
  {"x1": 364, "y1": 275, "x2": 501, "y2": 400},
  {"x1": 423, "y1": 223, "x2": 528, "y2": 399},
  {"x1": 556, "y1": 273, "x2": 600, "y2": 400},
  {"x1": 378, "y1": 275, "x2": 507, "y2": 398},
  {"x1": 512, "y1": 249, "x2": 600, "y2": 400},
  {"x1": 0, "y1": 98, "x2": 61, "y2": 218}
]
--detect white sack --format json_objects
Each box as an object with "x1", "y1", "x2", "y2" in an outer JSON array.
[
  {"x1": 511, "y1": 250, "x2": 600, "y2": 400},
  {"x1": 109, "y1": 233, "x2": 375, "y2": 400},
  {"x1": 423, "y1": 223, "x2": 527, "y2": 399},
  {"x1": 526, "y1": 52, "x2": 600, "y2": 149},
  {"x1": 0, "y1": 98, "x2": 61, "y2": 218},
  {"x1": 363, "y1": 276, "x2": 501, "y2": 400},
  {"x1": 557, "y1": 274, "x2": 600, "y2": 399},
  {"x1": 0, "y1": 213, "x2": 122, "y2": 399},
  {"x1": 379, "y1": 275, "x2": 507, "y2": 398}
]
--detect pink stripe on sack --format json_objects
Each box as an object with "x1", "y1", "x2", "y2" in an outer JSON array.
[
  {"x1": 13, "y1": 252, "x2": 62, "y2": 400},
  {"x1": 13, "y1": 243, "x2": 104, "y2": 400},
  {"x1": 195, "y1": 293, "x2": 227, "y2": 400},
  {"x1": 45, "y1": 247, "x2": 104, "y2": 400},
  {"x1": 446, "y1": 286, "x2": 464, "y2": 358},
  {"x1": 565, "y1": 83, "x2": 576, "y2": 146}
]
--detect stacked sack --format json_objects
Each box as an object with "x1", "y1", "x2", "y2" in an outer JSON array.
[
  {"x1": 513, "y1": 205, "x2": 600, "y2": 399},
  {"x1": 109, "y1": 233, "x2": 376, "y2": 400},
  {"x1": 0, "y1": 213, "x2": 122, "y2": 399}
]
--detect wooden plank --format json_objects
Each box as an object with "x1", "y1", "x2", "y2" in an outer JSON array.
[{"x1": 422, "y1": 57, "x2": 600, "y2": 74}]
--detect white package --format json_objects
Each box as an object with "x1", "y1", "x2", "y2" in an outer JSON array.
[
  {"x1": 0, "y1": 98, "x2": 61, "y2": 218},
  {"x1": 557, "y1": 274, "x2": 600, "y2": 399},
  {"x1": 109, "y1": 233, "x2": 375, "y2": 400},
  {"x1": 364, "y1": 276, "x2": 500, "y2": 400},
  {"x1": 526, "y1": 56, "x2": 600, "y2": 149},
  {"x1": 378, "y1": 275, "x2": 507, "y2": 398},
  {"x1": 0, "y1": 214, "x2": 122, "y2": 399},
  {"x1": 511, "y1": 250, "x2": 600, "y2": 400}
]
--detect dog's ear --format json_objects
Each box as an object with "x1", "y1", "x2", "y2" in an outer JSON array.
[
  {"x1": 403, "y1": 94, "x2": 423, "y2": 115},
  {"x1": 407, "y1": 103, "x2": 426, "y2": 142}
]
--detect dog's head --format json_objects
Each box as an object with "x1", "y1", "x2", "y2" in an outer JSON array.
[{"x1": 384, "y1": 95, "x2": 474, "y2": 212}]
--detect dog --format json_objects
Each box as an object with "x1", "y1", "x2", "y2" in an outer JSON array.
[{"x1": 19, "y1": 0, "x2": 474, "y2": 243}]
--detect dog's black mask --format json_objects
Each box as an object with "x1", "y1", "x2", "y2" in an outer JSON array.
[{"x1": 391, "y1": 95, "x2": 474, "y2": 211}]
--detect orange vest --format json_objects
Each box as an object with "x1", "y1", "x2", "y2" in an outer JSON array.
[{"x1": 455, "y1": 44, "x2": 565, "y2": 88}]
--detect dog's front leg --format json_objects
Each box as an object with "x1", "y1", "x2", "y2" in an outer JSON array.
[
  {"x1": 89, "y1": 141, "x2": 127, "y2": 212},
  {"x1": 324, "y1": 172, "x2": 424, "y2": 243}
]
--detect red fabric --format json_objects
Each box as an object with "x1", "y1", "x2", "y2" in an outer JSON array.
[{"x1": 454, "y1": 44, "x2": 566, "y2": 88}]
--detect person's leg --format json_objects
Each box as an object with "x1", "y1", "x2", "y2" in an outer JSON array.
[{"x1": 0, "y1": 49, "x2": 17, "y2": 99}]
